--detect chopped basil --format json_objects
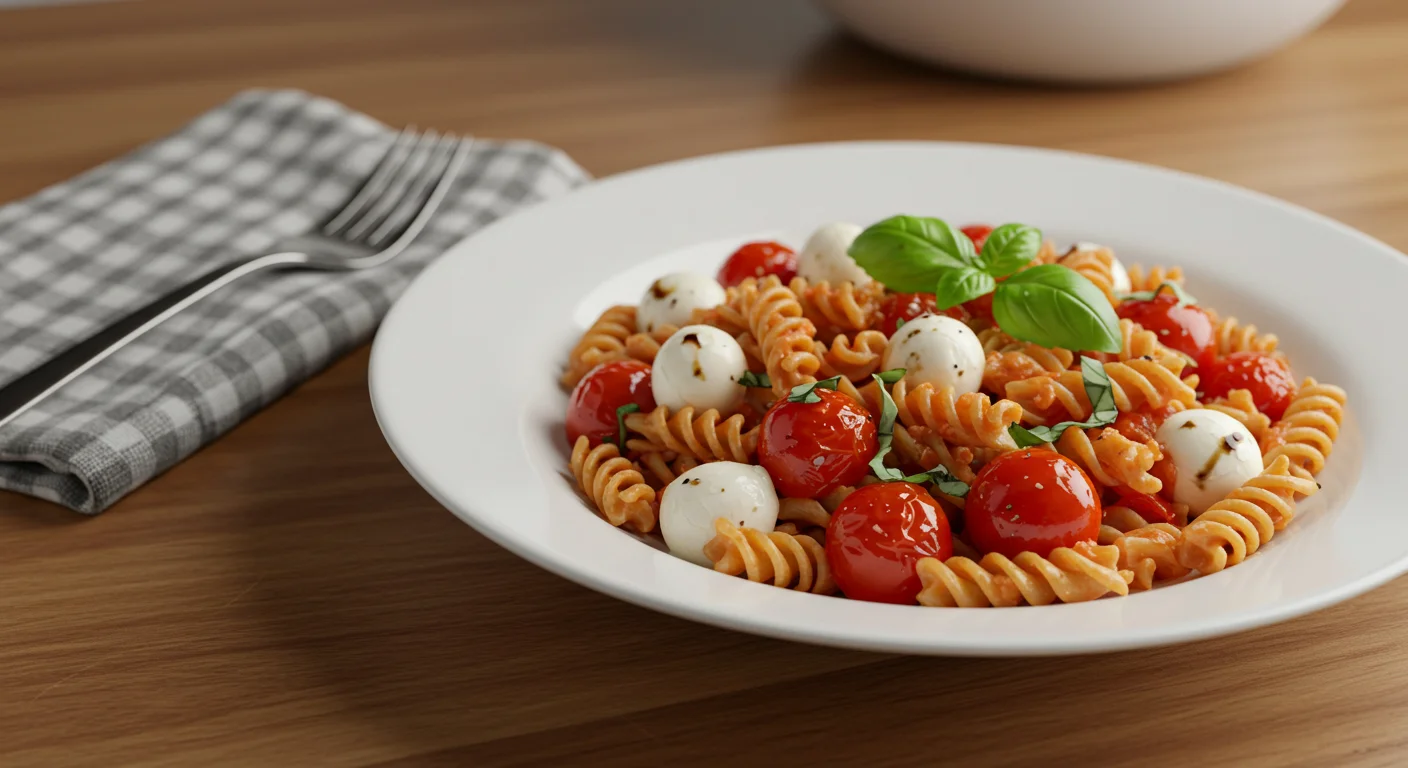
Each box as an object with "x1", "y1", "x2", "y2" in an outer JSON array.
[
  {"x1": 1007, "y1": 356, "x2": 1118, "y2": 446},
  {"x1": 1118, "y1": 281, "x2": 1197, "y2": 307},
  {"x1": 605, "y1": 402, "x2": 641, "y2": 447},
  {"x1": 786, "y1": 375, "x2": 842, "y2": 404},
  {"x1": 737, "y1": 370, "x2": 771, "y2": 389}
]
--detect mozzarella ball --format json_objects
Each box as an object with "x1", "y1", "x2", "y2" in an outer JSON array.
[
  {"x1": 882, "y1": 314, "x2": 985, "y2": 395},
  {"x1": 660, "y1": 462, "x2": 779, "y2": 566},
  {"x1": 1156, "y1": 409, "x2": 1264, "y2": 514},
  {"x1": 797, "y1": 222, "x2": 871, "y2": 287},
  {"x1": 637, "y1": 272, "x2": 726, "y2": 333},
  {"x1": 1075, "y1": 242, "x2": 1131, "y2": 294},
  {"x1": 651, "y1": 325, "x2": 747, "y2": 412}
]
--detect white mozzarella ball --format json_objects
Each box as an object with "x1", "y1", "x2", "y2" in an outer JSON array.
[
  {"x1": 797, "y1": 222, "x2": 871, "y2": 287},
  {"x1": 637, "y1": 272, "x2": 726, "y2": 333},
  {"x1": 1076, "y1": 242, "x2": 1131, "y2": 294},
  {"x1": 1156, "y1": 409, "x2": 1264, "y2": 514},
  {"x1": 660, "y1": 462, "x2": 779, "y2": 566},
  {"x1": 651, "y1": 325, "x2": 747, "y2": 412},
  {"x1": 882, "y1": 314, "x2": 985, "y2": 395}
]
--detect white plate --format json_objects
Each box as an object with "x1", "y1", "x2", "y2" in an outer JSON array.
[{"x1": 370, "y1": 142, "x2": 1399, "y2": 656}]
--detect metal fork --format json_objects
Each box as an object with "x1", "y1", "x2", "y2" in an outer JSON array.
[{"x1": 0, "y1": 128, "x2": 470, "y2": 430}]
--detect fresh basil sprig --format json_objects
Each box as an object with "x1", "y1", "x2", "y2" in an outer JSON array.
[
  {"x1": 787, "y1": 375, "x2": 842, "y2": 404},
  {"x1": 993, "y1": 265, "x2": 1122, "y2": 353},
  {"x1": 865, "y1": 369, "x2": 971, "y2": 498},
  {"x1": 848, "y1": 216, "x2": 980, "y2": 292},
  {"x1": 604, "y1": 402, "x2": 641, "y2": 447},
  {"x1": 849, "y1": 216, "x2": 1123, "y2": 353},
  {"x1": 1119, "y1": 281, "x2": 1197, "y2": 307},
  {"x1": 1007, "y1": 356, "x2": 1118, "y2": 447},
  {"x1": 737, "y1": 370, "x2": 771, "y2": 389}
]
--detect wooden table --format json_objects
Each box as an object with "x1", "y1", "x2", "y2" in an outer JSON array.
[{"x1": 2, "y1": 1, "x2": 1406, "y2": 765}]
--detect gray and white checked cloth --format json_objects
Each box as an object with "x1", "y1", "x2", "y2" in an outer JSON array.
[{"x1": 0, "y1": 89, "x2": 590, "y2": 513}]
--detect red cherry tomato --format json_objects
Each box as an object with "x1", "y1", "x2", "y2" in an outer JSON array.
[
  {"x1": 758, "y1": 388, "x2": 877, "y2": 498},
  {"x1": 876, "y1": 292, "x2": 969, "y2": 337},
  {"x1": 961, "y1": 224, "x2": 994, "y2": 251},
  {"x1": 1114, "y1": 490, "x2": 1177, "y2": 525},
  {"x1": 1199, "y1": 352, "x2": 1296, "y2": 421},
  {"x1": 961, "y1": 291, "x2": 996, "y2": 322},
  {"x1": 964, "y1": 449, "x2": 1101, "y2": 558},
  {"x1": 827, "y1": 482, "x2": 953, "y2": 604},
  {"x1": 717, "y1": 241, "x2": 798, "y2": 287},
  {"x1": 565, "y1": 360, "x2": 656, "y2": 446},
  {"x1": 1115, "y1": 294, "x2": 1216, "y2": 372}
]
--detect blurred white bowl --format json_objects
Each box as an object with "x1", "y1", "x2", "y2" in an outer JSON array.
[{"x1": 815, "y1": 0, "x2": 1348, "y2": 84}]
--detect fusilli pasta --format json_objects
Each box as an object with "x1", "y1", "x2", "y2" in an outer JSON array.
[
  {"x1": 570, "y1": 436, "x2": 657, "y2": 532},
  {"x1": 815, "y1": 330, "x2": 889, "y2": 381},
  {"x1": 915, "y1": 541, "x2": 1132, "y2": 607},
  {"x1": 561, "y1": 305, "x2": 636, "y2": 387},
  {"x1": 1057, "y1": 426, "x2": 1163, "y2": 495},
  {"x1": 1004, "y1": 358, "x2": 1197, "y2": 424},
  {"x1": 625, "y1": 405, "x2": 759, "y2": 463},
  {"x1": 1261, "y1": 377, "x2": 1348, "y2": 475},
  {"x1": 704, "y1": 517, "x2": 837, "y2": 594},
  {"x1": 1175, "y1": 455, "x2": 1318, "y2": 574},
  {"x1": 788, "y1": 277, "x2": 884, "y2": 336},
  {"x1": 739, "y1": 276, "x2": 822, "y2": 396},
  {"x1": 891, "y1": 378, "x2": 1024, "y2": 452}
]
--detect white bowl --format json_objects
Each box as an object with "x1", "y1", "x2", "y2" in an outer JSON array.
[
  {"x1": 815, "y1": 0, "x2": 1348, "y2": 83},
  {"x1": 370, "y1": 141, "x2": 1398, "y2": 656}
]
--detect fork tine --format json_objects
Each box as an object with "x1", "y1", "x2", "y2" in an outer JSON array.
[
  {"x1": 366, "y1": 137, "x2": 472, "y2": 260},
  {"x1": 343, "y1": 130, "x2": 441, "y2": 244},
  {"x1": 321, "y1": 127, "x2": 418, "y2": 237},
  {"x1": 366, "y1": 133, "x2": 460, "y2": 249}
]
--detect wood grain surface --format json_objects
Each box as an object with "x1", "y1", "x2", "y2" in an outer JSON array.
[{"x1": 1, "y1": 1, "x2": 1406, "y2": 765}]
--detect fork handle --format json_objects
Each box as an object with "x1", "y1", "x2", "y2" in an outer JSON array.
[{"x1": 0, "y1": 252, "x2": 300, "y2": 430}]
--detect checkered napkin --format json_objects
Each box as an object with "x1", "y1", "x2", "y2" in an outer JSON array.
[{"x1": 0, "y1": 89, "x2": 590, "y2": 513}]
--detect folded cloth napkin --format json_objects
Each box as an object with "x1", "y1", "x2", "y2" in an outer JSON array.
[{"x1": 0, "y1": 89, "x2": 590, "y2": 513}]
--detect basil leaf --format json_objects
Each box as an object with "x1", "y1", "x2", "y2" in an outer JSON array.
[
  {"x1": 979, "y1": 223, "x2": 1043, "y2": 278},
  {"x1": 1005, "y1": 355, "x2": 1117, "y2": 445},
  {"x1": 737, "y1": 370, "x2": 771, "y2": 389},
  {"x1": 787, "y1": 375, "x2": 842, "y2": 404},
  {"x1": 867, "y1": 372, "x2": 902, "y2": 479},
  {"x1": 992, "y1": 264, "x2": 1121, "y2": 353},
  {"x1": 896, "y1": 466, "x2": 971, "y2": 498},
  {"x1": 607, "y1": 403, "x2": 641, "y2": 447},
  {"x1": 849, "y1": 215, "x2": 979, "y2": 292},
  {"x1": 933, "y1": 267, "x2": 996, "y2": 310},
  {"x1": 875, "y1": 367, "x2": 906, "y2": 385},
  {"x1": 1119, "y1": 281, "x2": 1197, "y2": 307}
]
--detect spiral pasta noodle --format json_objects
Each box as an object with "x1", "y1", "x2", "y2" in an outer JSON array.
[
  {"x1": 788, "y1": 277, "x2": 884, "y2": 336},
  {"x1": 625, "y1": 405, "x2": 759, "y2": 463},
  {"x1": 915, "y1": 541, "x2": 1132, "y2": 607},
  {"x1": 1004, "y1": 358, "x2": 1197, "y2": 424},
  {"x1": 815, "y1": 330, "x2": 889, "y2": 381},
  {"x1": 1205, "y1": 308, "x2": 1279, "y2": 357},
  {"x1": 891, "y1": 424, "x2": 979, "y2": 485},
  {"x1": 561, "y1": 305, "x2": 636, "y2": 387},
  {"x1": 1174, "y1": 455, "x2": 1318, "y2": 574},
  {"x1": 569, "y1": 436, "x2": 657, "y2": 532},
  {"x1": 621, "y1": 324, "x2": 679, "y2": 365},
  {"x1": 889, "y1": 378, "x2": 1023, "y2": 452},
  {"x1": 1203, "y1": 388, "x2": 1272, "y2": 444},
  {"x1": 638, "y1": 451, "x2": 701, "y2": 489},
  {"x1": 1057, "y1": 426, "x2": 1163, "y2": 495},
  {"x1": 1058, "y1": 246, "x2": 1120, "y2": 305},
  {"x1": 979, "y1": 327, "x2": 1075, "y2": 395},
  {"x1": 1125, "y1": 264, "x2": 1184, "y2": 292},
  {"x1": 704, "y1": 517, "x2": 837, "y2": 594},
  {"x1": 737, "y1": 276, "x2": 822, "y2": 396},
  {"x1": 1109, "y1": 524, "x2": 1188, "y2": 591},
  {"x1": 1261, "y1": 377, "x2": 1348, "y2": 476}
]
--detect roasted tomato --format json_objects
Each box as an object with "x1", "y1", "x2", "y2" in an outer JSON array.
[
  {"x1": 876, "y1": 292, "x2": 969, "y2": 337},
  {"x1": 1199, "y1": 352, "x2": 1296, "y2": 420},
  {"x1": 565, "y1": 360, "x2": 656, "y2": 446},
  {"x1": 758, "y1": 388, "x2": 877, "y2": 498},
  {"x1": 827, "y1": 482, "x2": 953, "y2": 604},
  {"x1": 964, "y1": 448, "x2": 1101, "y2": 558},
  {"x1": 1115, "y1": 293, "x2": 1216, "y2": 372},
  {"x1": 961, "y1": 224, "x2": 994, "y2": 251},
  {"x1": 717, "y1": 241, "x2": 798, "y2": 287}
]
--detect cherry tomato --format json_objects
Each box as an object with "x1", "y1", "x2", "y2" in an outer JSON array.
[
  {"x1": 565, "y1": 360, "x2": 656, "y2": 446},
  {"x1": 961, "y1": 291, "x2": 996, "y2": 322},
  {"x1": 1115, "y1": 294, "x2": 1216, "y2": 372},
  {"x1": 1199, "y1": 351, "x2": 1296, "y2": 421},
  {"x1": 758, "y1": 388, "x2": 877, "y2": 498},
  {"x1": 1114, "y1": 490, "x2": 1177, "y2": 525},
  {"x1": 876, "y1": 292, "x2": 968, "y2": 337},
  {"x1": 717, "y1": 241, "x2": 798, "y2": 287},
  {"x1": 964, "y1": 449, "x2": 1101, "y2": 558},
  {"x1": 827, "y1": 482, "x2": 953, "y2": 604},
  {"x1": 961, "y1": 224, "x2": 994, "y2": 251}
]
